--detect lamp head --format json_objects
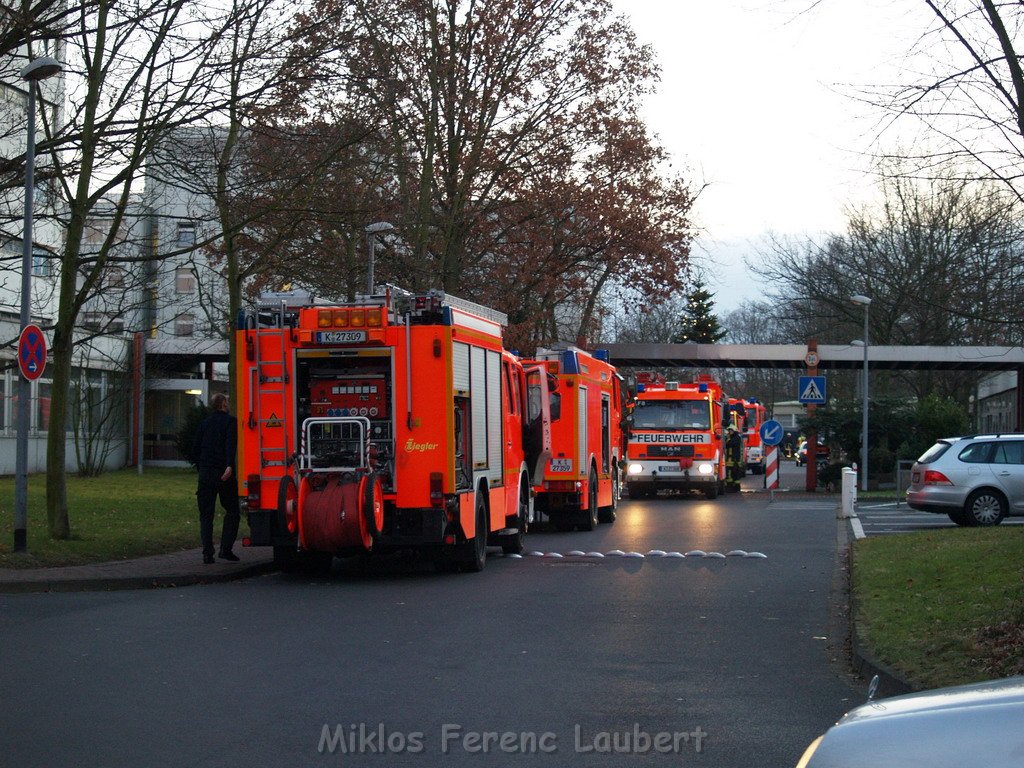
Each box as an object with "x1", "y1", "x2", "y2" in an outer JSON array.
[
  {"x1": 20, "y1": 57, "x2": 62, "y2": 82},
  {"x1": 850, "y1": 294, "x2": 871, "y2": 306}
]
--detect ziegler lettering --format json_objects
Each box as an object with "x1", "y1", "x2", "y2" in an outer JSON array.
[
  {"x1": 631, "y1": 433, "x2": 710, "y2": 444},
  {"x1": 405, "y1": 439, "x2": 439, "y2": 453}
]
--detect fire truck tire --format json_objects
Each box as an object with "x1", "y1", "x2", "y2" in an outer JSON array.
[
  {"x1": 598, "y1": 472, "x2": 618, "y2": 524},
  {"x1": 579, "y1": 469, "x2": 599, "y2": 531},
  {"x1": 276, "y1": 475, "x2": 297, "y2": 538},
  {"x1": 461, "y1": 492, "x2": 488, "y2": 572},
  {"x1": 500, "y1": 481, "x2": 528, "y2": 555},
  {"x1": 704, "y1": 482, "x2": 719, "y2": 500},
  {"x1": 360, "y1": 472, "x2": 384, "y2": 546}
]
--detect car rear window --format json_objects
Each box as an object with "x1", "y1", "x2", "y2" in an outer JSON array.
[
  {"x1": 917, "y1": 441, "x2": 951, "y2": 464},
  {"x1": 959, "y1": 442, "x2": 995, "y2": 463}
]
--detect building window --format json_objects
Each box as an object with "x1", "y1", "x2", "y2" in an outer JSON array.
[
  {"x1": 175, "y1": 266, "x2": 196, "y2": 293},
  {"x1": 31, "y1": 251, "x2": 50, "y2": 277},
  {"x1": 175, "y1": 313, "x2": 195, "y2": 337},
  {"x1": 0, "y1": 371, "x2": 6, "y2": 431},
  {"x1": 176, "y1": 222, "x2": 196, "y2": 247},
  {"x1": 37, "y1": 379, "x2": 52, "y2": 431},
  {"x1": 82, "y1": 311, "x2": 103, "y2": 331}
]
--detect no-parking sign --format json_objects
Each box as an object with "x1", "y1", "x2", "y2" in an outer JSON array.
[{"x1": 18, "y1": 324, "x2": 47, "y2": 381}]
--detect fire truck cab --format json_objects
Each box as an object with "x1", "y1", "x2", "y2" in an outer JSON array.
[
  {"x1": 523, "y1": 347, "x2": 624, "y2": 531},
  {"x1": 624, "y1": 373, "x2": 728, "y2": 500},
  {"x1": 236, "y1": 288, "x2": 551, "y2": 573}
]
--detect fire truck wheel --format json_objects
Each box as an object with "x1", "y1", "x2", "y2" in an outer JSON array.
[
  {"x1": 360, "y1": 473, "x2": 384, "y2": 546},
  {"x1": 461, "y1": 492, "x2": 488, "y2": 572},
  {"x1": 579, "y1": 469, "x2": 599, "y2": 531},
  {"x1": 598, "y1": 472, "x2": 618, "y2": 524},
  {"x1": 704, "y1": 482, "x2": 719, "y2": 500},
  {"x1": 276, "y1": 475, "x2": 298, "y2": 538},
  {"x1": 500, "y1": 481, "x2": 528, "y2": 555}
]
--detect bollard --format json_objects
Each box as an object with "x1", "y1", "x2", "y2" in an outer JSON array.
[{"x1": 840, "y1": 467, "x2": 857, "y2": 518}]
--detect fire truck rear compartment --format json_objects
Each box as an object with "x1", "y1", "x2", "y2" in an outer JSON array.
[{"x1": 295, "y1": 356, "x2": 395, "y2": 493}]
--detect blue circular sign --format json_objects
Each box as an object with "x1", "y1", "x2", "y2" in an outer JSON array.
[{"x1": 759, "y1": 419, "x2": 784, "y2": 446}]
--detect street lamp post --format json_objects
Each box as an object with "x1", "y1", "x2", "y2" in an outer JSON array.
[
  {"x1": 364, "y1": 221, "x2": 395, "y2": 294},
  {"x1": 14, "y1": 57, "x2": 62, "y2": 553},
  {"x1": 850, "y1": 294, "x2": 871, "y2": 493}
]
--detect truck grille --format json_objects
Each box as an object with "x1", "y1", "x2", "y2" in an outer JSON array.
[{"x1": 646, "y1": 445, "x2": 695, "y2": 458}]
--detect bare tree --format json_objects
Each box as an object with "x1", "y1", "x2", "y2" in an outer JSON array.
[
  {"x1": 869, "y1": 1, "x2": 1024, "y2": 202},
  {"x1": 750, "y1": 169, "x2": 1024, "y2": 401},
  {"x1": 31, "y1": 0, "x2": 303, "y2": 538}
]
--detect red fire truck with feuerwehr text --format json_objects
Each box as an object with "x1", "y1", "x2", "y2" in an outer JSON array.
[
  {"x1": 522, "y1": 347, "x2": 625, "y2": 531},
  {"x1": 624, "y1": 373, "x2": 728, "y2": 499},
  {"x1": 236, "y1": 288, "x2": 552, "y2": 573}
]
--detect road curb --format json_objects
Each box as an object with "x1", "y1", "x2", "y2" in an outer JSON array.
[
  {"x1": 845, "y1": 522, "x2": 919, "y2": 697},
  {"x1": 0, "y1": 561, "x2": 278, "y2": 594}
]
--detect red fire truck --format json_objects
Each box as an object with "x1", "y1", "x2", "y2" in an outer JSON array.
[
  {"x1": 522, "y1": 347, "x2": 625, "y2": 531},
  {"x1": 236, "y1": 288, "x2": 551, "y2": 573},
  {"x1": 624, "y1": 373, "x2": 728, "y2": 499},
  {"x1": 741, "y1": 399, "x2": 766, "y2": 474}
]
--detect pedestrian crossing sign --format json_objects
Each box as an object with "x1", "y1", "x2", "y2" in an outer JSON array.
[{"x1": 798, "y1": 375, "x2": 827, "y2": 404}]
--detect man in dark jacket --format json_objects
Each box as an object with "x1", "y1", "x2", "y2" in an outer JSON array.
[{"x1": 193, "y1": 393, "x2": 241, "y2": 564}]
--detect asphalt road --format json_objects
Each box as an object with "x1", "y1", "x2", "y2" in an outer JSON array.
[{"x1": 0, "y1": 479, "x2": 863, "y2": 768}]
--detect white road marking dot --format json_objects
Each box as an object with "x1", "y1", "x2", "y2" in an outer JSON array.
[
  {"x1": 745, "y1": 552, "x2": 767, "y2": 558},
  {"x1": 585, "y1": 552, "x2": 605, "y2": 558},
  {"x1": 685, "y1": 550, "x2": 707, "y2": 558},
  {"x1": 605, "y1": 550, "x2": 625, "y2": 557},
  {"x1": 726, "y1": 550, "x2": 748, "y2": 557},
  {"x1": 647, "y1": 550, "x2": 667, "y2": 557},
  {"x1": 567, "y1": 550, "x2": 586, "y2": 557}
]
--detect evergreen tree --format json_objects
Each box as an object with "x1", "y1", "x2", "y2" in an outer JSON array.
[{"x1": 673, "y1": 279, "x2": 727, "y2": 343}]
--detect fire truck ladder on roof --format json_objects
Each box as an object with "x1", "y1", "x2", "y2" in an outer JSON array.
[{"x1": 249, "y1": 325, "x2": 290, "y2": 471}]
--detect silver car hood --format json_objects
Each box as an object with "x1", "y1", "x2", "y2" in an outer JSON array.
[{"x1": 808, "y1": 676, "x2": 1024, "y2": 767}]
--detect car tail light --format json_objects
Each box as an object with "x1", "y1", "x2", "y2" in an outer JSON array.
[
  {"x1": 366, "y1": 308, "x2": 383, "y2": 327},
  {"x1": 429, "y1": 472, "x2": 444, "y2": 508},
  {"x1": 317, "y1": 310, "x2": 332, "y2": 328},
  {"x1": 350, "y1": 309, "x2": 366, "y2": 326},
  {"x1": 246, "y1": 474, "x2": 261, "y2": 510},
  {"x1": 923, "y1": 470, "x2": 953, "y2": 486},
  {"x1": 332, "y1": 309, "x2": 349, "y2": 327}
]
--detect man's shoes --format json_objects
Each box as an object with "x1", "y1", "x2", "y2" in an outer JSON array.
[
  {"x1": 218, "y1": 551, "x2": 240, "y2": 562},
  {"x1": 203, "y1": 554, "x2": 216, "y2": 564}
]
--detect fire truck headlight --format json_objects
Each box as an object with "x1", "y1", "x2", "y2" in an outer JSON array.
[
  {"x1": 697, "y1": 462, "x2": 715, "y2": 475},
  {"x1": 627, "y1": 463, "x2": 644, "y2": 475}
]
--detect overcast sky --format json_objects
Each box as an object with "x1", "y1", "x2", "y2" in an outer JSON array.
[{"x1": 610, "y1": 1, "x2": 936, "y2": 311}]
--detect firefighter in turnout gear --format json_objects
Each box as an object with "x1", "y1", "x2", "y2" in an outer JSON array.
[{"x1": 725, "y1": 425, "x2": 743, "y2": 493}]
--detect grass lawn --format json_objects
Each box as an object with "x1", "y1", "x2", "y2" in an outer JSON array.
[
  {"x1": 853, "y1": 527, "x2": 1024, "y2": 689},
  {"x1": 0, "y1": 467, "x2": 204, "y2": 568}
]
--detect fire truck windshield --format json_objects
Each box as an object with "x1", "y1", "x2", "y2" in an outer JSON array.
[{"x1": 633, "y1": 400, "x2": 710, "y2": 430}]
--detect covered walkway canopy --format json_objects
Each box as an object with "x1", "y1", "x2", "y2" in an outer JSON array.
[{"x1": 597, "y1": 343, "x2": 1024, "y2": 372}]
